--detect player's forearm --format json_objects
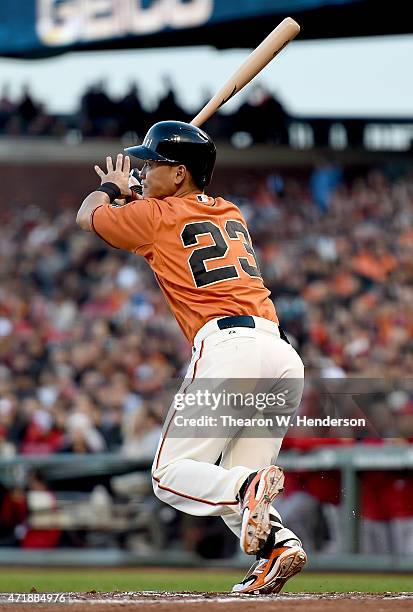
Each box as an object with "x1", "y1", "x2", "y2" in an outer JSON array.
[{"x1": 76, "y1": 191, "x2": 110, "y2": 231}]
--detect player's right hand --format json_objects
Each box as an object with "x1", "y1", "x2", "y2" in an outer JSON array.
[{"x1": 94, "y1": 154, "x2": 132, "y2": 197}]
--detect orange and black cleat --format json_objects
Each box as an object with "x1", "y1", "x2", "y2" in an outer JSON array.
[
  {"x1": 232, "y1": 544, "x2": 307, "y2": 594},
  {"x1": 239, "y1": 465, "x2": 285, "y2": 555}
]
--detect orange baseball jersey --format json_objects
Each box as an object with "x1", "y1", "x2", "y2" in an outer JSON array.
[{"x1": 91, "y1": 194, "x2": 278, "y2": 342}]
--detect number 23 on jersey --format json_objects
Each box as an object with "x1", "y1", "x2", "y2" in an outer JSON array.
[{"x1": 181, "y1": 220, "x2": 262, "y2": 288}]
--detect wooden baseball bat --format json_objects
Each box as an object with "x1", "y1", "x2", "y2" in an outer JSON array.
[{"x1": 191, "y1": 17, "x2": 300, "y2": 128}]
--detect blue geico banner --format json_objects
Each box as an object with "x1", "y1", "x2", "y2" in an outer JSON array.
[{"x1": 0, "y1": 0, "x2": 361, "y2": 58}]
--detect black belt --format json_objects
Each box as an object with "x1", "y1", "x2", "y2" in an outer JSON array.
[
  {"x1": 217, "y1": 316, "x2": 290, "y2": 345},
  {"x1": 217, "y1": 315, "x2": 255, "y2": 330}
]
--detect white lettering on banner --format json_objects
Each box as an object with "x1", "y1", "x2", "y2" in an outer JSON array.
[
  {"x1": 85, "y1": 0, "x2": 119, "y2": 42},
  {"x1": 170, "y1": 0, "x2": 213, "y2": 29},
  {"x1": 36, "y1": 0, "x2": 214, "y2": 46},
  {"x1": 37, "y1": 0, "x2": 81, "y2": 46}
]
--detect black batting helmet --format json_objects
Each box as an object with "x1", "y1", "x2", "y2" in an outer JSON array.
[{"x1": 125, "y1": 121, "x2": 216, "y2": 187}]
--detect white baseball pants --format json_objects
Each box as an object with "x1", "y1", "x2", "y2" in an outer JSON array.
[{"x1": 152, "y1": 316, "x2": 304, "y2": 540}]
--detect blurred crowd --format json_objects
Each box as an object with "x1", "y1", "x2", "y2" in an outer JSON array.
[
  {"x1": 0, "y1": 166, "x2": 412, "y2": 457},
  {"x1": 0, "y1": 163, "x2": 412, "y2": 554},
  {"x1": 0, "y1": 80, "x2": 289, "y2": 144}
]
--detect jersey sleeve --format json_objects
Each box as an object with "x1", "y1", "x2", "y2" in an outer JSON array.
[{"x1": 91, "y1": 199, "x2": 155, "y2": 255}]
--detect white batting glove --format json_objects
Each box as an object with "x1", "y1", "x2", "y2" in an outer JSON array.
[{"x1": 129, "y1": 169, "x2": 143, "y2": 198}]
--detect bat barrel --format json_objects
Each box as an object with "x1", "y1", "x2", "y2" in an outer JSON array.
[{"x1": 191, "y1": 17, "x2": 300, "y2": 128}]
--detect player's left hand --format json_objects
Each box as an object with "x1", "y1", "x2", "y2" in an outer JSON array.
[{"x1": 95, "y1": 154, "x2": 132, "y2": 197}]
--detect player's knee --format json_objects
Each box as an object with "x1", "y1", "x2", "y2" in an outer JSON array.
[
  {"x1": 151, "y1": 475, "x2": 161, "y2": 499},
  {"x1": 151, "y1": 472, "x2": 172, "y2": 506},
  {"x1": 151, "y1": 462, "x2": 168, "y2": 499}
]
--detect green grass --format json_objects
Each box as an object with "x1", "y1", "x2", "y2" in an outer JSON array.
[{"x1": 0, "y1": 569, "x2": 412, "y2": 594}]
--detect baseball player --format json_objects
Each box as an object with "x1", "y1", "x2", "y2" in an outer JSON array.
[{"x1": 76, "y1": 121, "x2": 307, "y2": 594}]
